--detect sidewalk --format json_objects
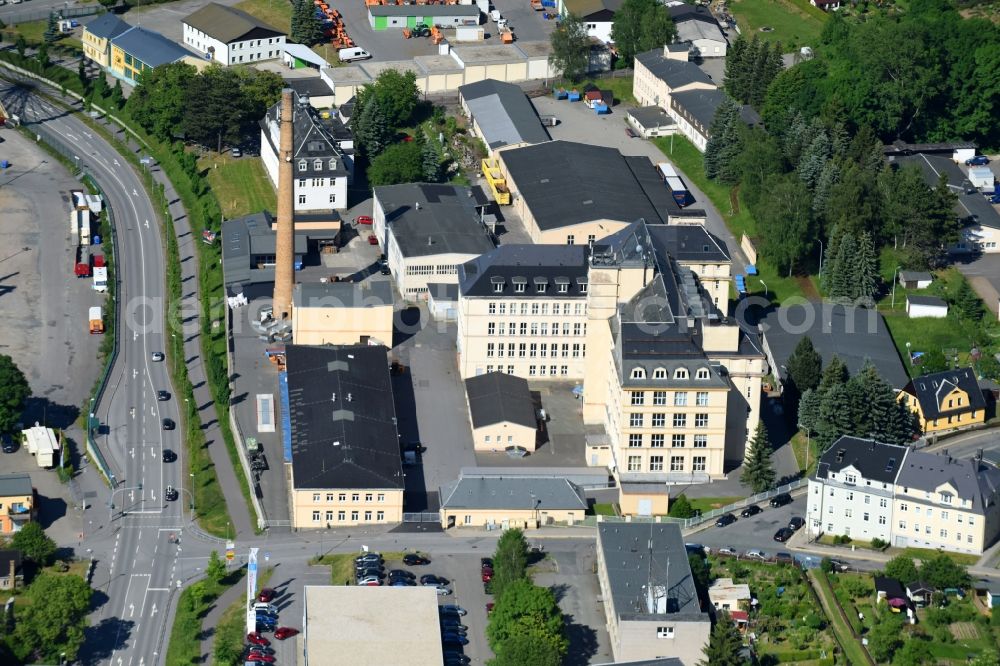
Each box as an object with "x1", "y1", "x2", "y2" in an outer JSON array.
[{"x1": 198, "y1": 573, "x2": 247, "y2": 664}]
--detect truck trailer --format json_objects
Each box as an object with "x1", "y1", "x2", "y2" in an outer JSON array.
[
  {"x1": 93, "y1": 266, "x2": 108, "y2": 293},
  {"x1": 89, "y1": 306, "x2": 104, "y2": 334},
  {"x1": 75, "y1": 245, "x2": 91, "y2": 277}
]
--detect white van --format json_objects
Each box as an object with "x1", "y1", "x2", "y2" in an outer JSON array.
[
  {"x1": 339, "y1": 47, "x2": 372, "y2": 63},
  {"x1": 489, "y1": 9, "x2": 501, "y2": 22}
]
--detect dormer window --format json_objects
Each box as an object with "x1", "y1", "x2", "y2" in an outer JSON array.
[
  {"x1": 653, "y1": 368, "x2": 666, "y2": 379},
  {"x1": 579, "y1": 281, "x2": 588, "y2": 294},
  {"x1": 298, "y1": 159, "x2": 307, "y2": 171},
  {"x1": 631, "y1": 368, "x2": 645, "y2": 379},
  {"x1": 674, "y1": 368, "x2": 688, "y2": 380},
  {"x1": 534, "y1": 277, "x2": 548, "y2": 293},
  {"x1": 314, "y1": 159, "x2": 322, "y2": 170},
  {"x1": 491, "y1": 276, "x2": 505, "y2": 293},
  {"x1": 940, "y1": 492, "x2": 953, "y2": 505},
  {"x1": 696, "y1": 368, "x2": 710, "y2": 380},
  {"x1": 329, "y1": 158, "x2": 337, "y2": 170},
  {"x1": 513, "y1": 277, "x2": 527, "y2": 293},
  {"x1": 556, "y1": 276, "x2": 570, "y2": 293}
]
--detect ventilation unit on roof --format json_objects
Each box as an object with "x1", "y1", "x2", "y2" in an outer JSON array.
[
  {"x1": 885, "y1": 458, "x2": 896, "y2": 473},
  {"x1": 835, "y1": 449, "x2": 845, "y2": 463}
]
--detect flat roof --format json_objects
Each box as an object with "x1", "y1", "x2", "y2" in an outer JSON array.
[
  {"x1": 322, "y1": 65, "x2": 373, "y2": 86},
  {"x1": 628, "y1": 106, "x2": 676, "y2": 129},
  {"x1": 293, "y1": 280, "x2": 393, "y2": 309},
  {"x1": 304, "y1": 586, "x2": 443, "y2": 665},
  {"x1": 413, "y1": 53, "x2": 464, "y2": 74},
  {"x1": 452, "y1": 42, "x2": 529, "y2": 65},
  {"x1": 359, "y1": 60, "x2": 421, "y2": 79},
  {"x1": 377, "y1": 183, "x2": 495, "y2": 258}
]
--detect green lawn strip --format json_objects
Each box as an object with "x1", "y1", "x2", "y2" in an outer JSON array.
[
  {"x1": 791, "y1": 431, "x2": 819, "y2": 475},
  {"x1": 810, "y1": 570, "x2": 874, "y2": 666},
  {"x1": 198, "y1": 155, "x2": 276, "y2": 219},
  {"x1": 164, "y1": 569, "x2": 246, "y2": 666},
  {"x1": 211, "y1": 567, "x2": 274, "y2": 666},
  {"x1": 591, "y1": 503, "x2": 618, "y2": 516},
  {"x1": 728, "y1": 0, "x2": 828, "y2": 52},
  {"x1": 897, "y1": 547, "x2": 979, "y2": 567},
  {"x1": 553, "y1": 76, "x2": 635, "y2": 105},
  {"x1": 689, "y1": 496, "x2": 742, "y2": 513}
]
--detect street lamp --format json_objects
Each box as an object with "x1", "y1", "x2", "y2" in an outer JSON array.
[
  {"x1": 759, "y1": 280, "x2": 768, "y2": 298},
  {"x1": 891, "y1": 266, "x2": 902, "y2": 309}
]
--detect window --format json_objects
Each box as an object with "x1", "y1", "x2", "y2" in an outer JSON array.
[
  {"x1": 694, "y1": 435, "x2": 707, "y2": 448},
  {"x1": 561, "y1": 365, "x2": 568, "y2": 376},
  {"x1": 298, "y1": 178, "x2": 307, "y2": 187},
  {"x1": 696, "y1": 368, "x2": 710, "y2": 380},
  {"x1": 338, "y1": 511, "x2": 346, "y2": 521},
  {"x1": 650, "y1": 455, "x2": 664, "y2": 471},
  {"x1": 562, "y1": 344, "x2": 570, "y2": 358},
  {"x1": 531, "y1": 322, "x2": 539, "y2": 336},
  {"x1": 541, "y1": 323, "x2": 548, "y2": 336},
  {"x1": 674, "y1": 368, "x2": 688, "y2": 380},
  {"x1": 377, "y1": 493, "x2": 384, "y2": 502},
  {"x1": 493, "y1": 282, "x2": 503, "y2": 293},
  {"x1": 326, "y1": 493, "x2": 334, "y2": 502},
  {"x1": 672, "y1": 434, "x2": 686, "y2": 448},
  {"x1": 312, "y1": 511, "x2": 321, "y2": 521},
  {"x1": 652, "y1": 413, "x2": 665, "y2": 427},
  {"x1": 879, "y1": 498, "x2": 887, "y2": 508},
  {"x1": 312, "y1": 178, "x2": 324, "y2": 187},
  {"x1": 695, "y1": 413, "x2": 709, "y2": 428},
  {"x1": 628, "y1": 456, "x2": 642, "y2": 471},
  {"x1": 313, "y1": 493, "x2": 321, "y2": 502},
  {"x1": 899, "y1": 521, "x2": 906, "y2": 529},
  {"x1": 519, "y1": 323, "x2": 527, "y2": 336},
  {"x1": 670, "y1": 456, "x2": 684, "y2": 471},
  {"x1": 863, "y1": 512, "x2": 869, "y2": 522},
  {"x1": 519, "y1": 344, "x2": 526, "y2": 358},
  {"x1": 325, "y1": 511, "x2": 333, "y2": 521},
  {"x1": 653, "y1": 391, "x2": 667, "y2": 405},
  {"x1": 940, "y1": 492, "x2": 953, "y2": 504},
  {"x1": 587, "y1": 234, "x2": 596, "y2": 244},
  {"x1": 530, "y1": 343, "x2": 537, "y2": 358},
  {"x1": 693, "y1": 456, "x2": 706, "y2": 471},
  {"x1": 351, "y1": 511, "x2": 359, "y2": 521},
  {"x1": 488, "y1": 322, "x2": 496, "y2": 336},
  {"x1": 352, "y1": 493, "x2": 360, "y2": 502},
  {"x1": 558, "y1": 282, "x2": 568, "y2": 293},
  {"x1": 628, "y1": 434, "x2": 643, "y2": 448},
  {"x1": 864, "y1": 495, "x2": 870, "y2": 504},
  {"x1": 631, "y1": 368, "x2": 646, "y2": 379},
  {"x1": 630, "y1": 413, "x2": 644, "y2": 427},
  {"x1": 487, "y1": 343, "x2": 495, "y2": 358},
  {"x1": 653, "y1": 368, "x2": 667, "y2": 379},
  {"x1": 674, "y1": 392, "x2": 688, "y2": 406},
  {"x1": 651, "y1": 434, "x2": 665, "y2": 448},
  {"x1": 657, "y1": 626, "x2": 674, "y2": 639},
  {"x1": 339, "y1": 493, "x2": 347, "y2": 501},
  {"x1": 298, "y1": 194, "x2": 306, "y2": 204},
  {"x1": 900, "y1": 503, "x2": 908, "y2": 512},
  {"x1": 845, "y1": 509, "x2": 853, "y2": 518},
  {"x1": 298, "y1": 160, "x2": 307, "y2": 171},
  {"x1": 540, "y1": 343, "x2": 548, "y2": 358},
  {"x1": 941, "y1": 511, "x2": 949, "y2": 520},
  {"x1": 365, "y1": 493, "x2": 373, "y2": 502},
  {"x1": 696, "y1": 391, "x2": 709, "y2": 406},
  {"x1": 329, "y1": 193, "x2": 336, "y2": 204},
  {"x1": 514, "y1": 281, "x2": 525, "y2": 293},
  {"x1": 313, "y1": 159, "x2": 322, "y2": 170},
  {"x1": 529, "y1": 365, "x2": 537, "y2": 376},
  {"x1": 329, "y1": 158, "x2": 337, "y2": 169},
  {"x1": 566, "y1": 235, "x2": 575, "y2": 245},
  {"x1": 879, "y1": 515, "x2": 886, "y2": 525},
  {"x1": 673, "y1": 414, "x2": 687, "y2": 428},
  {"x1": 631, "y1": 392, "x2": 645, "y2": 406},
  {"x1": 377, "y1": 511, "x2": 384, "y2": 521}
]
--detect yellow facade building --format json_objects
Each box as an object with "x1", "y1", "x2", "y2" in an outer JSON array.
[
  {"x1": 284, "y1": 344, "x2": 404, "y2": 529},
  {"x1": 632, "y1": 46, "x2": 716, "y2": 112},
  {"x1": 464, "y1": 372, "x2": 538, "y2": 452},
  {"x1": 0, "y1": 474, "x2": 34, "y2": 535},
  {"x1": 439, "y1": 473, "x2": 586, "y2": 529},
  {"x1": 292, "y1": 281, "x2": 394, "y2": 347},
  {"x1": 897, "y1": 367, "x2": 986, "y2": 434},
  {"x1": 108, "y1": 26, "x2": 204, "y2": 85},
  {"x1": 81, "y1": 14, "x2": 132, "y2": 68}
]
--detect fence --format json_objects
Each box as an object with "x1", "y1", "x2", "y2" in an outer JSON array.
[
  {"x1": 403, "y1": 513, "x2": 441, "y2": 523},
  {"x1": 1, "y1": 5, "x2": 100, "y2": 26}
]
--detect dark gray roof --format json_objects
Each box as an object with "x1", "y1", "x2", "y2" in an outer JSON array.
[
  {"x1": 84, "y1": 13, "x2": 131, "y2": 40},
  {"x1": 0, "y1": 474, "x2": 32, "y2": 497},
  {"x1": 906, "y1": 295, "x2": 947, "y2": 308},
  {"x1": 111, "y1": 26, "x2": 196, "y2": 67},
  {"x1": 624, "y1": 156, "x2": 704, "y2": 221},
  {"x1": 874, "y1": 576, "x2": 907, "y2": 600},
  {"x1": 627, "y1": 106, "x2": 676, "y2": 130},
  {"x1": 761, "y1": 303, "x2": 909, "y2": 389},
  {"x1": 883, "y1": 141, "x2": 976, "y2": 156},
  {"x1": 183, "y1": 2, "x2": 284, "y2": 43},
  {"x1": 889, "y1": 153, "x2": 1000, "y2": 230},
  {"x1": 597, "y1": 523, "x2": 708, "y2": 621},
  {"x1": 906, "y1": 580, "x2": 935, "y2": 594},
  {"x1": 458, "y1": 244, "x2": 589, "y2": 298},
  {"x1": 901, "y1": 367, "x2": 986, "y2": 421},
  {"x1": 283, "y1": 77, "x2": 334, "y2": 99},
  {"x1": 439, "y1": 475, "x2": 586, "y2": 510},
  {"x1": 459, "y1": 79, "x2": 550, "y2": 150},
  {"x1": 649, "y1": 224, "x2": 729, "y2": 263},
  {"x1": 815, "y1": 436, "x2": 909, "y2": 485},
  {"x1": 668, "y1": 2, "x2": 721, "y2": 25},
  {"x1": 262, "y1": 90, "x2": 349, "y2": 179},
  {"x1": 369, "y1": 4, "x2": 479, "y2": 15},
  {"x1": 285, "y1": 345, "x2": 403, "y2": 490},
  {"x1": 293, "y1": 280, "x2": 393, "y2": 309},
  {"x1": 221, "y1": 212, "x2": 308, "y2": 287},
  {"x1": 377, "y1": 183, "x2": 495, "y2": 259},
  {"x1": 670, "y1": 89, "x2": 760, "y2": 137},
  {"x1": 427, "y1": 282, "x2": 458, "y2": 303},
  {"x1": 634, "y1": 49, "x2": 714, "y2": 89},
  {"x1": 465, "y1": 372, "x2": 536, "y2": 429},
  {"x1": 500, "y1": 142, "x2": 664, "y2": 230},
  {"x1": 899, "y1": 270, "x2": 933, "y2": 283}
]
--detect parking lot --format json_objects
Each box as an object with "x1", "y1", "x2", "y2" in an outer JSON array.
[{"x1": 688, "y1": 493, "x2": 808, "y2": 558}]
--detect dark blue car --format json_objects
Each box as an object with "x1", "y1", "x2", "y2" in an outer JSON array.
[{"x1": 966, "y1": 155, "x2": 990, "y2": 166}]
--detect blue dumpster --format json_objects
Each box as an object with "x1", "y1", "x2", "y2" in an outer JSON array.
[{"x1": 567, "y1": 90, "x2": 581, "y2": 102}]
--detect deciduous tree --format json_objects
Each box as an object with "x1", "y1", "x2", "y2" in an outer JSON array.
[
  {"x1": 549, "y1": 13, "x2": 590, "y2": 82},
  {"x1": 491, "y1": 528, "x2": 529, "y2": 600},
  {"x1": 0, "y1": 354, "x2": 30, "y2": 434},
  {"x1": 668, "y1": 493, "x2": 695, "y2": 518},
  {"x1": 884, "y1": 555, "x2": 919, "y2": 585},
  {"x1": 752, "y1": 173, "x2": 815, "y2": 276},
  {"x1": 12, "y1": 522, "x2": 57, "y2": 566},
  {"x1": 11, "y1": 574, "x2": 91, "y2": 663},
  {"x1": 610, "y1": 0, "x2": 674, "y2": 65},
  {"x1": 366, "y1": 141, "x2": 422, "y2": 186},
  {"x1": 205, "y1": 550, "x2": 226, "y2": 584},
  {"x1": 486, "y1": 579, "x2": 566, "y2": 656},
  {"x1": 919, "y1": 554, "x2": 969, "y2": 589}
]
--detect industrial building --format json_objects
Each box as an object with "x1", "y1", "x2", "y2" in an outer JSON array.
[
  {"x1": 439, "y1": 473, "x2": 587, "y2": 529},
  {"x1": 464, "y1": 371, "x2": 538, "y2": 451},
  {"x1": 220, "y1": 212, "x2": 307, "y2": 288},
  {"x1": 302, "y1": 586, "x2": 443, "y2": 665},
  {"x1": 182, "y1": 2, "x2": 286, "y2": 65},
  {"x1": 668, "y1": 88, "x2": 760, "y2": 152},
  {"x1": 367, "y1": 4, "x2": 481, "y2": 30},
  {"x1": 458, "y1": 79, "x2": 550, "y2": 155},
  {"x1": 284, "y1": 345, "x2": 404, "y2": 529},
  {"x1": 667, "y1": 3, "x2": 729, "y2": 58},
  {"x1": 633, "y1": 47, "x2": 715, "y2": 112},
  {"x1": 291, "y1": 281, "x2": 394, "y2": 347},
  {"x1": 596, "y1": 523, "x2": 711, "y2": 664}
]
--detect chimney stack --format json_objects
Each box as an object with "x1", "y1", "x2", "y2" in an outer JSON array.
[{"x1": 273, "y1": 89, "x2": 296, "y2": 320}]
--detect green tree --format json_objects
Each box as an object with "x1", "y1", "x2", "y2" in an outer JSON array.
[
  {"x1": 688, "y1": 553, "x2": 712, "y2": 593},
  {"x1": 953, "y1": 279, "x2": 983, "y2": 321},
  {"x1": 852, "y1": 231, "x2": 879, "y2": 305},
  {"x1": 36, "y1": 42, "x2": 49, "y2": 68},
  {"x1": 355, "y1": 69, "x2": 420, "y2": 128},
  {"x1": 486, "y1": 579, "x2": 566, "y2": 656},
  {"x1": 741, "y1": 422, "x2": 775, "y2": 493},
  {"x1": 849, "y1": 361, "x2": 918, "y2": 445},
  {"x1": 785, "y1": 335, "x2": 822, "y2": 418},
  {"x1": 549, "y1": 13, "x2": 590, "y2": 82},
  {"x1": 704, "y1": 96, "x2": 744, "y2": 184},
  {"x1": 182, "y1": 66, "x2": 245, "y2": 151},
  {"x1": 610, "y1": 0, "x2": 674, "y2": 66},
  {"x1": 291, "y1": 0, "x2": 323, "y2": 45},
  {"x1": 0, "y1": 355, "x2": 30, "y2": 434},
  {"x1": 126, "y1": 62, "x2": 198, "y2": 140},
  {"x1": 817, "y1": 355, "x2": 849, "y2": 397},
  {"x1": 752, "y1": 173, "x2": 815, "y2": 276},
  {"x1": 892, "y1": 638, "x2": 932, "y2": 666},
  {"x1": 421, "y1": 135, "x2": 442, "y2": 182},
  {"x1": 491, "y1": 528, "x2": 529, "y2": 600},
  {"x1": 884, "y1": 555, "x2": 919, "y2": 584},
  {"x1": 11, "y1": 574, "x2": 91, "y2": 663},
  {"x1": 205, "y1": 550, "x2": 226, "y2": 584},
  {"x1": 795, "y1": 129, "x2": 830, "y2": 190},
  {"x1": 15, "y1": 34, "x2": 26, "y2": 58},
  {"x1": 970, "y1": 649, "x2": 1000, "y2": 666},
  {"x1": 698, "y1": 612, "x2": 746, "y2": 666},
  {"x1": 797, "y1": 388, "x2": 821, "y2": 434},
  {"x1": 11, "y1": 522, "x2": 57, "y2": 566},
  {"x1": 367, "y1": 141, "x2": 423, "y2": 186},
  {"x1": 919, "y1": 554, "x2": 969, "y2": 589},
  {"x1": 815, "y1": 382, "x2": 855, "y2": 450},
  {"x1": 353, "y1": 96, "x2": 392, "y2": 158},
  {"x1": 43, "y1": 12, "x2": 59, "y2": 43},
  {"x1": 867, "y1": 614, "x2": 905, "y2": 662},
  {"x1": 489, "y1": 632, "x2": 562, "y2": 666},
  {"x1": 668, "y1": 493, "x2": 695, "y2": 518},
  {"x1": 824, "y1": 232, "x2": 857, "y2": 300}
]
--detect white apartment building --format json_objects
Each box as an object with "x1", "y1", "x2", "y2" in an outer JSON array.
[{"x1": 182, "y1": 2, "x2": 286, "y2": 65}]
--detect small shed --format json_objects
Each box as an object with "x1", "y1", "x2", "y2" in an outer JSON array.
[
  {"x1": 899, "y1": 270, "x2": 933, "y2": 290},
  {"x1": 987, "y1": 588, "x2": 1000, "y2": 609},
  {"x1": 906, "y1": 580, "x2": 935, "y2": 607},
  {"x1": 618, "y1": 482, "x2": 669, "y2": 517},
  {"x1": 21, "y1": 425, "x2": 60, "y2": 469},
  {"x1": 969, "y1": 166, "x2": 995, "y2": 189},
  {"x1": 626, "y1": 106, "x2": 676, "y2": 138},
  {"x1": 906, "y1": 295, "x2": 948, "y2": 319},
  {"x1": 465, "y1": 372, "x2": 538, "y2": 452}
]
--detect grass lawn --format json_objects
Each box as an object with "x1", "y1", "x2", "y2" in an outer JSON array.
[
  {"x1": 810, "y1": 570, "x2": 873, "y2": 666},
  {"x1": 592, "y1": 503, "x2": 618, "y2": 516},
  {"x1": 555, "y1": 76, "x2": 635, "y2": 105},
  {"x1": 199, "y1": 154, "x2": 277, "y2": 219},
  {"x1": 652, "y1": 134, "x2": 813, "y2": 304},
  {"x1": 816, "y1": 535, "x2": 884, "y2": 551},
  {"x1": 728, "y1": 0, "x2": 829, "y2": 52},
  {"x1": 235, "y1": 0, "x2": 342, "y2": 63},
  {"x1": 314, "y1": 551, "x2": 407, "y2": 585},
  {"x1": 689, "y1": 496, "x2": 742, "y2": 513},
  {"x1": 211, "y1": 567, "x2": 274, "y2": 663},
  {"x1": 897, "y1": 547, "x2": 979, "y2": 566},
  {"x1": 791, "y1": 431, "x2": 819, "y2": 475}
]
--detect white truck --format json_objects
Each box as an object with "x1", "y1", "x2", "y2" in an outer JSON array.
[
  {"x1": 93, "y1": 266, "x2": 108, "y2": 293},
  {"x1": 339, "y1": 47, "x2": 372, "y2": 63}
]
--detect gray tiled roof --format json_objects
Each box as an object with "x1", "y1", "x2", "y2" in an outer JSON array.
[
  {"x1": 815, "y1": 436, "x2": 909, "y2": 485},
  {"x1": 459, "y1": 79, "x2": 550, "y2": 150},
  {"x1": 0, "y1": 474, "x2": 32, "y2": 498},
  {"x1": 286, "y1": 345, "x2": 403, "y2": 491},
  {"x1": 183, "y1": 2, "x2": 284, "y2": 43},
  {"x1": 597, "y1": 523, "x2": 707, "y2": 621},
  {"x1": 111, "y1": 26, "x2": 196, "y2": 67},
  {"x1": 377, "y1": 183, "x2": 495, "y2": 259},
  {"x1": 906, "y1": 295, "x2": 947, "y2": 308},
  {"x1": 890, "y1": 153, "x2": 1000, "y2": 230},
  {"x1": 634, "y1": 49, "x2": 714, "y2": 89},
  {"x1": 458, "y1": 244, "x2": 589, "y2": 298},
  {"x1": 439, "y1": 475, "x2": 586, "y2": 510},
  {"x1": 84, "y1": 13, "x2": 131, "y2": 40},
  {"x1": 262, "y1": 90, "x2": 349, "y2": 179},
  {"x1": 221, "y1": 212, "x2": 308, "y2": 287},
  {"x1": 899, "y1": 270, "x2": 933, "y2": 283},
  {"x1": 465, "y1": 372, "x2": 536, "y2": 429},
  {"x1": 901, "y1": 367, "x2": 985, "y2": 420}
]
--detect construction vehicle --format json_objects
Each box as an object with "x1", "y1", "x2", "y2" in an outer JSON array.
[
  {"x1": 530, "y1": 0, "x2": 543, "y2": 9},
  {"x1": 500, "y1": 27, "x2": 515, "y2": 43},
  {"x1": 89, "y1": 306, "x2": 104, "y2": 334},
  {"x1": 481, "y1": 158, "x2": 511, "y2": 205}
]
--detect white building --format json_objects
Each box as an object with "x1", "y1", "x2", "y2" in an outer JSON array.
[
  {"x1": 559, "y1": 0, "x2": 622, "y2": 44},
  {"x1": 906, "y1": 295, "x2": 948, "y2": 319},
  {"x1": 182, "y1": 2, "x2": 285, "y2": 65},
  {"x1": 668, "y1": 4, "x2": 729, "y2": 59},
  {"x1": 260, "y1": 90, "x2": 353, "y2": 213}
]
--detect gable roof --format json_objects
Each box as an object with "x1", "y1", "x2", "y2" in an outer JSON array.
[
  {"x1": 262, "y1": 90, "x2": 349, "y2": 179},
  {"x1": 906, "y1": 295, "x2": 947, "y2": 308},
  {"x1": 465, "y1": 372, "x2": 536, "y2": 429},
  {"x1": 458, "y1": 79, "x2": 550, "y2": 150},
  {"x1": 84, "y1": 13, "x2": 131, "y2": 41},
  {"x1": 899, "y1": 270, "x2": 933, "y2": 283},
  {"x1": 670, "y1": 89, "x2": 760, "y2": 134},
  {"x1": 815, "y1": 436, "x2": 909, "y2": 485},
  {"x1": 874, "y1": 576, "x2": 907, "y2": 600},
  {"x1": 285, "y1": 345, "x2": 403, "y2": 491},
  {"x1": 439, "y1": 475, "x2": 586, "y2": 510},
  {"x1": 0, "y1": 474, "x2": 32, "y2": 498},
  {"x1": 895, "y1": 449, "x2": 1000, "y2": 515},
  {"x1": 634, "y1": 49, "x2": 715, "y2": 89},
  {"x1": 562, "y1": 0, "x2": 624, "y2": 20},
  {"x1": 900, "y1": 367, "x2": 985, "y2": 420},
  {"x1": 111, "y1": 26, "x2": 196, "y2": 67},
  {"x1": 183, "y1": 2, "x2": 284, "y2": 43}
]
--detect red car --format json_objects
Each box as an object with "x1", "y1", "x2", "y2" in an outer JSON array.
[
  {"x1": 486, "y1": 602, "x2": 495, "y2": 615},
  {"x1": 258, "y1": 588, "x2": 277, "y2": 603},
  {"x1": 367, "y1": 234, "x2": 378, "y2": 245},
  {"x1": 355, "y1": 215, "x2": 373, "y2": 225},
  {"x1": 274, "y1": 627, "x2": 300, "y2": 641},
  {"x1": 246, "y1": 633, "x2": 270, "y2": 647},
  {"x1": 247, "y1": 652, "x2": 276, "y2": 663},
  {"x1": 481, "y1": 570, "x2": 493, "y2": 583}
]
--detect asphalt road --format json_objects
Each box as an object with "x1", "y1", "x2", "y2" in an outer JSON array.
[{"x1": 0, "y1": 76, "x2": 187, "y2": 666}]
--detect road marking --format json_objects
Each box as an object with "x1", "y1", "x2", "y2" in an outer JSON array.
[
  {"x1": 130, "y1": 448, "x2": 134, "y2": 459},
  {"x1": 150, "y1": 604, "x2": 157, "y2": 618},
  {"x1": 148, "y1": 587, "x2": 170, "y2": 592},
  {"x1": 114, "y1": 158, "x2": 120, "y2": 167},
  {"x1": 132, "y1": 188, "x2": 138, "y2": 196},
  {"x1": 150, "y1": 447, "x2": 154, "y2": 458},
  {"x1": 129, "y1": 603, "x2": 134, "y2": 617},
  {"x1": 145, "y1": 219, "x2": 150, "y2": 229},
  {"x1": 66, "y1": 132, "x2": 77, "y2": 141}
]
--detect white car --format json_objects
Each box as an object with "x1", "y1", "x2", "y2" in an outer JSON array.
[
  {"x1": 436, "y1": 586, "x2": 452, "y2": 596},
  {"x1": 717, "y1": 547, "x2": 738, "y2": 557},
  {"x1": 746, "y1": 549, "x2": 767, "y2": 561},
  {"x1": 151, "y1": 352, "x2": 164, "y2": 361}
]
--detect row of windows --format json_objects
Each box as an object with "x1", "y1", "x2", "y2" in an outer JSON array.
[
  {"x1": 313, "y1": 510, "x2": 384, "y2": 522},
  {"x1": 897, "y1": 522, "x2": 974, "y2": 543},
  {"x1": 829, "y1": 506, "x2": 888, "y2": 525},
  {"x1": 311, "y1": 492, "x2": 385, "y2": 503},
  {"x1": 899, "y1": 503, "x2": 974, "y2": 524},
  {"x1": 823, "y1": 488, "x2": 890, "y2": 508},
  {"x1": 626, "y1": 454, "x2": 707, "y2": 472},
  {"x1": 299, "y1": 178, "x2": 329, "y2": 187},
  {"x1": 631, "y1": 391, "x2": 708, "y2": 407},
  {"x1": 492, "y1": 280, "x2": 586, "y2": 294},
  {"x1": 228, "y1": 51, "x2": 279, "y2": 63},
  {"x1": 486, "y1": 343, "x2": 583, "y2": 358},
  {"x1": 299, "y1": 158, "x2": 338, "y2": 172},
  {"x1": 298, "y1": 193, "x2": 338, "y2": 205},
  {"x1": 406, "y1": 265, "x2": 456, "y2": 276},
  {"x1": 483, "y1": 364, "x2": 572, "y2": 377},
  {"x1": 631, "y1": 367, "x2": 710, "y2": 381},
  {"x1": 487, "y1": 302, "x2": 585, "y2": 316},
  {"x1": 629, "y1": 412, "x2": 710, "y2": 428},
  {"x1": 930, "y1": 410, "x2": 978, "y2": 427},
  {"x1": 566, "y1": 234, "x2": 597, "y2": 245},
  {"x1": 627, "y1": 433, "x2": 709, "y2": 448},
  {"x1": 487, "y1": 322, "x2": 586, "y2": 336}
]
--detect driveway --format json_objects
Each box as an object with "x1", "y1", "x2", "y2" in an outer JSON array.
[{"x1": 955, "y1": 253, "x2": 1000, "y2": 318}]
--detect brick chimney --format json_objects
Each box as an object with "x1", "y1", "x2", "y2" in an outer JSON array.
[{"x1": 272, "y1": 89, "x2": 296, "y2": 320}]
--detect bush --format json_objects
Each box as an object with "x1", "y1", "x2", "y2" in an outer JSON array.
[
  {"x1": 870, "y1": 537, "x2": 888, "y2": 550},
  {"x1": 833, "y1": 534, "x2": 852, "y2": 545}
]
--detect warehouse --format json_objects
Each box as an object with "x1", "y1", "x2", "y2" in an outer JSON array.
[
  {"x1": 458, "y1": 79, "x2": 550, "y2": 155},
  {"x1": 368, "y1": 4, "x2": 481, "y2": 30}
]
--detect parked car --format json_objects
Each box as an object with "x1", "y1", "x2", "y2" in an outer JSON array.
[
  {"x1": 357, "y1": 577, "x2": 382, "y2": 586},
  {"x1": 355, "y1": 552, "x2": 382, "y2": 564},
  {"x1": 390, "y1": 578, "x2": 416, "y2": 586},
  {"x1": 827, "y1": 559, "x2": 850, "y2": 572},
  {"x1": 788, "y1": 516, "x2": 805, "y2": 531},
  {"x1": 356, "y1": 567, "x2": 384, "y2": 578},
  {"x1": 246, "y1": 652, "x2": 274, "y2": 663},
  {"x1": 274, "y1": 627, "x2": 299, "y2": 640},
  {"x1": 440, "y1": 604, "x2": 466, "y2": 616},
  {"x1": 746, "y1": 549, "x2": 767, "y2": 561},
  {"x1": 246, "y1": 633, "x2": 270, "y2": 647},
  {"x1": 258, "y1": 588, "x2": 277, "y2": 603},
  {"x1": 775, "y1": 552, "x2": 794, "y2": 565},
  {"x1": 481, "y1": 558, "x2": 493, "y2": 569},
  {"x1": 355, "y1": 215, "x2": 373, "y2": 225},
  {"x1": 966, "y1": 155, "x2": 990, "y2": 166},
  {"x1": 773, "y1": 527, "x2": 794, "y2": 542},
  {"x1": 245, "y1": 645, "x2": 275, "y2": 656},
  {"x1": 388, "y1": 569, "x2": 415, "y2": 580},
  {"x1": 441, "y1": 633, "x2": 469, "y2": 646},
  {"x1": 157, "y1": 390, "x2": 170, "y2": 401},
  {"x1": 162, "y1": 418, "x2": 175, "y2": 430},
  {"x1": 717, "y1": 547, "x2": 738, "y2": 557},
  {"x1": 715, "y1": 513, "x2": 737, "y2": 527},
  {"x1": 684, "y1": 543, "x2": 706, "y2": 557},
  {"x1": 151, "y1": 351, "x2": 165, "y2": 362},
  {"x1": 231, "y1": 147, "x2": 242, "y2": 158},
  {"x1": 164, "y1": 486, "x2": 179, "y2": 502},
  {"x1": 740, "y1": 505, "x2": 762, "y2": 518},
  {"x1": 2, "y1": 434, "x2": 17, "y2": 454},
  {"x1": 436, "y1": 586, "x2": 453, "y2": 596},
  {"x1": 444, "y1": 652, "x2": 470, "y2": 665},
  {"x1": 769, "y1": 493, "x2": 793, "y2": 508},
  {"x1": 252, "y1": 603, "x2": 278, "y2": 615},
  {"x1": 162, "y1": 449, "x2": 177, "y2": 463},
  {"x1": 440, "y1": 617, "x2": 466, "y2": 629},
  {"x1": 481, "y1": 570, "x2": 493, "y2": 583},
  {"x1": 420, "y1": 575, "x2": 449, "y2": 586},
  {"x1": 403, "y1": 553, "x2": 431, "y2": 566}
]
